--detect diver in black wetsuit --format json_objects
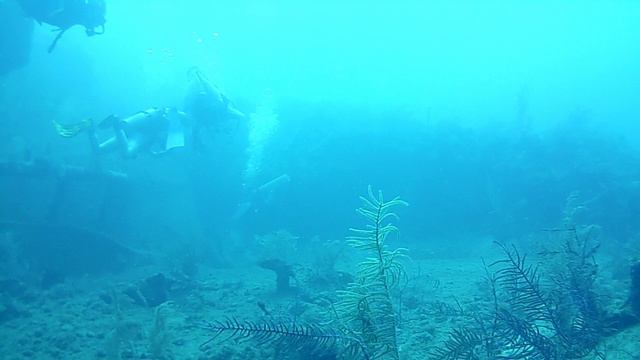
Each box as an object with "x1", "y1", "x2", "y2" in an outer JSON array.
[{"x1": 17, "y1": 0, "x2": 106, "y2": 52}]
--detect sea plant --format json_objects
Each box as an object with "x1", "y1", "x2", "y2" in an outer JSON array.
[
  {"x1": 332, "y1": 186, "x2": 408, "y2": 359},
  {"x1": 148, "y1": 302, "x2": 171, "y2": 358},
  {"x1": 200, "y1": 187, "x2": 408, "y2": 359},
  {"x1": 630, "y1": 260, "x2": 640, "y2": 314},
  {"x1": 200, "y1": 318, "x2": 370, "y2": 359},
  {"x1": 428, "y1": 228, "x2": 606, "y2": 360}
]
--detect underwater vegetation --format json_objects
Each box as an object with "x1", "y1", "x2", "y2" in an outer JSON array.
[
  {"x1": 200, "y1": 318, "x2": 370, "y2": 359},
  {"x1": 331, "y1": 187, "x2": 408, "y2": 359},
  {"x1": 201, "y1": 190, "x2": 639, "y2": 360},
  {"x1": 631, "y1": 261, "x2": 640, "y2": 315},
  {"x1": 201, "y1": 187, "x2": 408, "y2": 359},
  {"x1": 3, "y1": 2, "x2": 640, "y2": 359},
  {"x1": 426, "y1": 225, "x2": 633, "y2": 360}
]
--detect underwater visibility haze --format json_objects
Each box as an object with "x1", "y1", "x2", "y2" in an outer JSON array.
[{"x1": 1, "y1": 0, "x2": 640, "y2": 359}]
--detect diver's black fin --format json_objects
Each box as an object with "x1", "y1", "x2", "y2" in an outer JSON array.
[{"x1": 48, "y1": 28, "x2": 68, "y2": 53}]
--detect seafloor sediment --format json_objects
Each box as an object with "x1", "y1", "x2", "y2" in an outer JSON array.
[{"x1": 0, "y1": 254, "x2": 638, "y2": 360}]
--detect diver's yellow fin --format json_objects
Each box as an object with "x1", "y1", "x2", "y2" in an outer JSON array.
[{"x1": 53, "y1": 119, "x2": 93, "y2": 138}]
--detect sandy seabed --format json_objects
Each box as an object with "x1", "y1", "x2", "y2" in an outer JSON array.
[{"x1": 1, "y1": 255, "x2": 638, "y2": 360}]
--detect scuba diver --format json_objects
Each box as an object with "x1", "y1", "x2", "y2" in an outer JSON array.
[
  {"x1": 183, "y1": 68, "x2": 245, "y2": 150},
  {"x1": 233, "y1": 173, "x2": 291, "y2": 220},
  {"x1": 17, "y1": 0, "x2": 106, "y2": 52},
  {"x1": 184, "y1": 68, "x2": 245, "y2": 124},
  {"x1": 55, "y1": 107, "x2": 191, "y2": 158},
  {"x1": 54, "y1": 69, "x2": 245, "y2": 159}
]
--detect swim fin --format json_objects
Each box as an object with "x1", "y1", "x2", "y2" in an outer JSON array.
[{"x1": 53, "y1": 118, "x2": 93, "y2": 138}]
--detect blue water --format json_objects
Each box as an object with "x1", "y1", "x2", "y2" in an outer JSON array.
[{"x1": 1, "y1": 1, "x2": 640, "y2": 359}]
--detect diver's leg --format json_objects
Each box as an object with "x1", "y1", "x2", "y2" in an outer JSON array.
[
  {"x1": 87, "y1": 123, "x2": 118, "y2": 155},
  {"x1": 112, "y1": 123, "x2": 139, "y2": 157},
  {"x1": 97, "y1": 137, "x2": 119, "y2": 153},
  {"x1": 124, "y1": 139, "x2": 141, "y2": 158},
  {"x1": 87, "y1": 122, "x2": 100, "y2": 154},
  {"x1": 226, "y1": 103, "x2": 245, "y2": 119},
  {"x1": 114, "y1": 126, "x2": 127, "y2": 152}
]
